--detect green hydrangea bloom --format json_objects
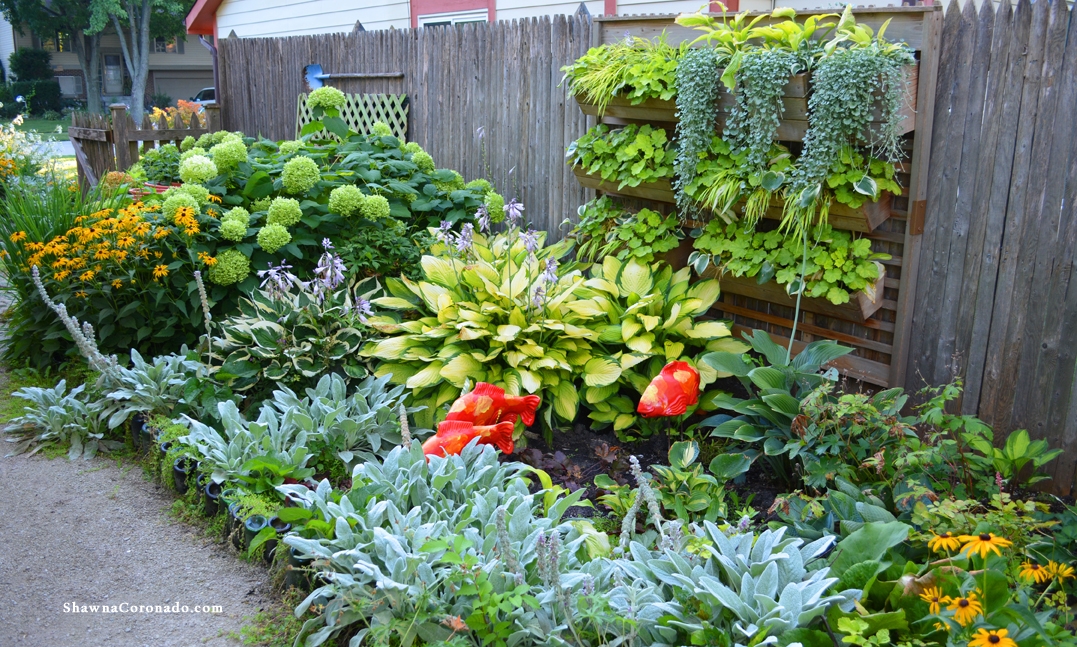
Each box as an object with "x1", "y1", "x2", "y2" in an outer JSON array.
[
  {"x1": 403, "y1": 142, "x2": 421, "y2": 154},
  {"x1": 250, "y1": 197, "x2": 271, "y2": 212},
  {"x1": 223, "y1": 206, "x2": 250, "y2": 228},
  {"x1": 485, "y1": 191, "x2": 506, "y2": 224},
  {"x1": 209, "y1": 137, "x2": 247, "y2": 173},
  {"x1": 257, "y1": 223, "x2": 292, "y2": 254},
  {"x1": 180, "y1": 146, "x2": 206, "y2": 162},
  {"x1": 180, "y1": 136, "x2": 196, "y2": 152},
  {"x1": 465, "y1": 178, "x2": 493, "y2": 194},
  {"x1": 176, "y1": 183, "x2": 209, "y2": 205},
  {"x1": 328, "y1": 185, "x2": 365, "y2": 216},
  {"x1": 371, "y1": 121, "x2": 393, "y2": 137},
  {"x1": 219, "y1": 219, "x2": 247, "y2": 241},
  {"x1": 359, "y1": 194, "x2": 390, "y2": 221},
  {"x1": 433, "y1": 170, "x2": 465, "y2": 194},
  {"x1": 196, "y1": 133, "x2": 214, "y2": 149},
  {"x1": 207, "y1": 249, "x2": 251, "y2": 286},
  {"x1": 179, "y1": 155, "x2": 217, "y2": 184},
  {"x1": 307, "y1": 86, "x2": 346, "y2": 110},
  {"x1": 281, "y1": 156, "x2": 320, "y2": 194},
  {"x1": 278, "y1": 140, "x2": 302, "y2": 156},
  {"x1": 162, "y1": 193, "x2": 199, "y2": 221},
  {"x1": 412, "y1": 150, "x2": 434, "y2": 173},
  {"x1": 266, "y1": 197, "x2": 303, "y2": 226}
]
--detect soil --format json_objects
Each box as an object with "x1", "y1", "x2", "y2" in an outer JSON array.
[{"x1": 0, "y1": 450, "x2": 270, "y2": 646}]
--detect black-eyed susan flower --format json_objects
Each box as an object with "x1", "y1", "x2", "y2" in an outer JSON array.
[
  {"x1": 9, "y1": 230, "x2": 26, "y2": 242},
  {"x1": 928, "y1": 532, "x2": 962, "y2": 553},
  {"x1": 79, "y1": 270, "x2": 95, "y2": 281},
  {"x1": 207, "y1": 194, "x2": 222, "y2": 204},
  {"x1": 958, "y1": 533, "x2": 1012, "y2": 559},
  {"x1": 947, "y1": 592, "x2": 982, "y2": 627},
  {"x1": 153, "y1": 264, "x2": 168, "y2": 279},
  {"x1": 1020, "y1": 561, "x2": 1051, "y2": 584},
  {"x1": 111, "y1": 279, "x2": 123, "y2": 289},
  {"x1": 54, "y1": 270, "x2": 70, "y2": 281},
  {"x1": 919, "y1": 587, "x2": 950, "y2": 614},
  {"x1": 1047, "y1": 561, "x2": 1075, "y2": 581},
  {"x1": 968, "y1": 628, "x2": 1016, "y2": 647},
  {"x1": 75, "y1": 291, "x2": 87, "y2": 298}
]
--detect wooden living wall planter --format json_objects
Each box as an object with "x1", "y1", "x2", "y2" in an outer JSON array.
[
  {"x1": 711, "y1": 269, "x2": 889, "y2": 324},
  {"x1": 571, "y1": 165, "x2": 675, "y2": 202},
  {"x1": 578, "y1": 7, "x2": 943, "y2": 388},
  {"x1": 576, "y1": 66, "x2": 918, "y2": 141}
]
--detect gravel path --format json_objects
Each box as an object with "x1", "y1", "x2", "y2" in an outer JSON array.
[{"x1": 0, "y1": 451, "x2": 270, "y2": 646}]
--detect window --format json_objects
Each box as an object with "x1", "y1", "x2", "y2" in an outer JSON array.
[
  {"x1": 154, "y1": 38, "x2": 184, "y2": 54},
  {"x1": 39, "y1": 32, "x2": 70, "y2": 53},
  {"x1": 417, "y1": 9, "x2": 489, "y2": 27},
  {"x1": 56, "y1": 76, "x2": 84, "y2": 97}
]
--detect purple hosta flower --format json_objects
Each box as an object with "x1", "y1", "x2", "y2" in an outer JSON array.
[
  {"x1": 504, "y1": 198, "x2": 524, "y2": 226},
  {"x1": 308, "y1": 250, "x2": 347, "y2": 301},
  {"x1": 996, "y1": 471, "x2": 1004, "y2": 490},
  {"x1": 519, "y1": 228, "x2": 540, "y2": 257},
  {"x1": 321, "y1": 238, "x2": 333, "y2": 250},
  {"x1": 436, "y1": 220, "x2": 453, "y2": 243},
  {"x1": 454, "y1": 223, "x2": 474, "y2": 253},
  {"x1": 531, "y1": 283, "x2": 546, "y2": 309},
  {"x1": 541, "y1": 257, "x2": 559, "y2": 286},
  {"x1": 257, "y1": 260, "x2": 301, "y2": 300},
  {"x1": 354, "y1": 297, "x2": 373, "y2": 323},
  {"x1": 737, "y1": 515, "x2": 751, "y2": 533},
  {"x1": 476, "y1": 204, "x2": 491, "y2": 233},
  {"x1": 476, "y1": 126, "x2": 485, "y2": 141}
]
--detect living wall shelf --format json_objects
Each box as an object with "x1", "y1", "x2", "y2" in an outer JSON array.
[{"x1": 574, "y1": 6, "x2": 943, "y2": 387}]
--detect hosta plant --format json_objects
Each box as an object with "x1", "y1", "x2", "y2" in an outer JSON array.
[
  {"x1": 571, "y1": 256, "x2": 747, "y2": 435},
  {"x1": 363, "y1": 226, "x2": 600, "y2": 432},
  {"x1": 214, "y1": 274, "x2": 379, "y2": 394}
]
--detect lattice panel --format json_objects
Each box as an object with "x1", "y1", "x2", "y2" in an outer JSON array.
[{"x1": 295, "y1": 93, "x2": 408, "y2": 139}]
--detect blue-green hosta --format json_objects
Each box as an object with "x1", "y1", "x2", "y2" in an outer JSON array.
[
  {"x1": 362, "y1": 230, "x2": 601, "y2": 430},
  {"x1": 215, "y1": 279, "x2": 378, "y2": 393},
  {"x1": 570, "y1": 256, "x2": 749, "y2": 432}
]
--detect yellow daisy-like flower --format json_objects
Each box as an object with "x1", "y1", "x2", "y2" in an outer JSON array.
[
  {"x1": 136, "y1": 249, "x2": 150, "y2": 259},
  {"x1": 919, "y1": 587, "x2": 951, "y2": 615},
  {"x1": 207, "y1": 208, "x2": 218, "y2": 218},
  {"x1": 94, "y1": 249, "x2": 111, "y2": 260},
  {"x1": 25, "y1": 241, "x2": 43, "y2": 251},
  {"x1": 958, "y1": 533, "x2": 1012, "y2": 559},
  {"x1": 79, "y1": 270, "x2": 95, "y2": 281},
  {"x1": 111, "y1": 250, "x2": 127, "y2": 262},
  {"x1": 207, "y1": 194, "x2": 222, "y2": 203},
  {"x1": 1047, "y1": 561, "x2": 1075, "y2": 581},
  {"x1": 111, "y1": 279, "x2": 123, "y2": 289},
  {"x1": 117, "y1": 236, "x2": 135, "y2": 248},
  {"x1": 928, "y1": 532, "x2": 962, "y2": 553},
  {"x1": 153, "y1": 264, "x2": 169, "y2": 279},
  {"x1": 54, "y1": 269, "x2": 70, "y2": 281},
  {"x1": 154, "y1": 227, "x2": 172, "y2": 239},
  {"x1": 968, "y1": 628, "x2": 1016, "y2": 647},
  {"x1": 933, "y1": 622, "x2": 948, "y2": 632},
  {"x1": 0, "y1": 249, "x2": 8, "y2": 258},
  {"x1": 134, "y1": 222, "x2": 151, "y2": 236},
  {"x1": 75, "y1": 291, "x2": 87, "y2": 298},
  {"x1": 947, "y1": 592, "x2": 983, "y2": 627},
  {"x1": 9, "y1": 230, "x2": 26, "y2": 242},
  {"x1": 153, "y1": 251, "x2": 162, "y2": 259},
  {"x1": 1020, "y1": 561, "x2": 1051, "y2": 584},
  {"x1": 183, "y1": 224, "x2": 200, "y2": 236},
  {"x1": 197, "y1": 251, "x2": 217, "y2": 267}
]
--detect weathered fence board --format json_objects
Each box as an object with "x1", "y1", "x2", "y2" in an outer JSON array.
[
  {"x1": 217, "y1": 15, "x2": 591, "y2": 237},
  {"x1": 909, "y1": 0, "x2": 1077, "y2": 494}
]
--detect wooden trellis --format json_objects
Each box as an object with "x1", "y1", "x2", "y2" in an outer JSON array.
[
  {"x1": 576, "y1": 7, "x2": 943, "y2": 388},
  {"x1": 295, "y1": 92, "x2": 409, "y2": 140}
]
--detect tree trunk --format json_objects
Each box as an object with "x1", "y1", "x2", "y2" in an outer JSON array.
[
  {"x1": 72, "y1": 32, "x2": 103, "y2": 114},
  {"x1": 111, "y1": 0, "x2": 151, "y2": 122}
]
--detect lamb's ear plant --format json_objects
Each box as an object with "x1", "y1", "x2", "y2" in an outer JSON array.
[{"x1": 2, "y1": 380, "x2": 121, "y2": 460}]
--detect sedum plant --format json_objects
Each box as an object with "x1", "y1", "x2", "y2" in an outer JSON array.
[
  {"x1": 571, "y1": 256, "x2": 746, "y2": 434},
  {"x1": 567, "y1": 124, "x2": 674, "y2": 189},
  {"x1": 363, "y1": 225, "x2": 600, "y2": 431}
]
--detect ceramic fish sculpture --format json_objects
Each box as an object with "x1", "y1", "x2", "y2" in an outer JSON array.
[
  {"x1": 421, "y1": 420, "x2": 516, "y2": 457},
  {"x1": 443, "y1": 382, "x2": 541, "y2": 427},
  {"x1": 422, "y1": 382, "x2": 541, "y2": 457},
  {"x1": 637, "y1": 361, "x2": 700, "y2": 418}
]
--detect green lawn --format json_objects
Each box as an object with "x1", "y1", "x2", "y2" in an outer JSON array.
[{"x1": 15, "y1": 118, "x2": 67, "y2": 142}]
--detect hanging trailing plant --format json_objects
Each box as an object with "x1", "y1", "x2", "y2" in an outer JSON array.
[
  {"x1": 673, "y1": 47, "x2": 721, "y2": 217},
  {"x1": 781, "y1": 7, "x2": 914, "y2": 238}
]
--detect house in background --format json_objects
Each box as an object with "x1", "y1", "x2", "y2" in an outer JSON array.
[
  {"x1": 184, "y1": 0, "x2": 818, "y2": 40},
  {"x1": 0, "y1": 14, "x2": 214, "y2": 108}
]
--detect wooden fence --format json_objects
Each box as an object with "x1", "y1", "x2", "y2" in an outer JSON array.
[
  {"x1": 908, "y1": 0, "x2": 1077, "y2": 493},
  {"x1": 69, "y1": 104, "x2": 222, "y2": 188},
  {"x1": 216, "y1": 15, "x2": 592, "y2": 236}
]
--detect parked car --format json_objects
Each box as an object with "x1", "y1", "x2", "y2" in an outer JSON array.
[{"x1": 189, "y1": 87, "x2": 215, "y2": 107}]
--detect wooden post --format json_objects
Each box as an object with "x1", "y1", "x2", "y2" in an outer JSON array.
[
  {"x1": 204, "y1": 102, "x2": 221, "y2": 133},
  {"x1": 110, "y1": 104, "x2": 130, "y2": 170}
]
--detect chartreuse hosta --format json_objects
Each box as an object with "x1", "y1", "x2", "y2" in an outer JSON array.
[
  {"x1": 362, "y1": 229, "x2": 601, "y2": 432},
  {"x1": 570, "y1": 256, "x2": 749, "y2": 434}
]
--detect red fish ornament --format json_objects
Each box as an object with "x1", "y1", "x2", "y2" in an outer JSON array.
[
  {"x1": 422, "y1": 382, "x2": 541, "y2": 457},
  {"x1": 637, "y1": 361, "x2": 700, "y2": 418},
  {"x1": 421, "y1": 420, "x2": 515, "y2": 457}
]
